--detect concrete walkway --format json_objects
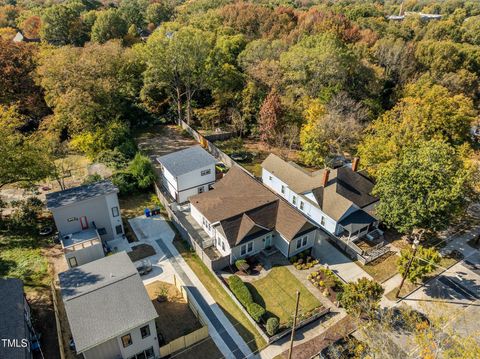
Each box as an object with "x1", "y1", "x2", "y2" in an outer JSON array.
[
  {"x1": 129, "y1": 215, "x2": 255, "y2": 359},
  {"x1": 314, "y1": 239, "x2": 372, "y2": 283}
]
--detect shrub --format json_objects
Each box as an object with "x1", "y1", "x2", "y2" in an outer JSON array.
[
  {"x1": 235, "y1": 259, "x2": 249, "y2": 272},
  {"x1": 128, "y1": 153, "x2": 157, "y2": 189},
  {"x1": 266, "y1": 317, "x2": 279, "y2": 336},
  {"x1": 82, "y1": 173, "x2": 103, "y2": 185},
  {"x1": 111, "y1": 171, "x2": 138, "y2": 195},
  {"x1": 247, "y1": 302, "x2": 265, "y2": 322},
  {"x1": 227, "y1": 275, "x2": 252, "y2": 307}
]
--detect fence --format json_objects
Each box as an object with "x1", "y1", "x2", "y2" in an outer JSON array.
[{"x1": 50, "y1": 282, "x2": 66, "y2": 359}]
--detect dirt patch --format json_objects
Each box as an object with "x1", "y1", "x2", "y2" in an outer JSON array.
[
  {"x1": 145, "y1": 281, "x2": 203, "y2": 344},
  {"x1": 135, "y1": 125, "x2": 197, "y2": 159},
  {"x1": 128, "y1": 243, "x2": 156, "y2": 262}
]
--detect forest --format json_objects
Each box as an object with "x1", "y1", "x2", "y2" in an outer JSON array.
[{"x1": 1, "y1": 0, "x2": 480, "y2": 233}]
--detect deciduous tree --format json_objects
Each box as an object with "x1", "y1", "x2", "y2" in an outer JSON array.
[{"x1": 398, "y1": 246, "x2": 441, "y2": 283}]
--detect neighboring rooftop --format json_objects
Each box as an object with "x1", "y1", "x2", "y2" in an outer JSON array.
[
  {"x1": 61, "y1": 228, "x2": 100, "y2": 248},
  {"x1": 157, "y1": 145, "x2": 217, "y2": 177},
  {"x1": 262, "y1": 154, "x2": 378, "y2": 221},
  {"x1": 58, "y1": 252, "x2": 158, "y2": 353},
  {"x1": 0, "y1": 278, "x2": 30, "y2": 359},
  {"x1": 46, "y1": 180, "x2": 118, "y2": 209},
  {"x1": 190, "y1": 166, "x2": 315, "y2": 247}
]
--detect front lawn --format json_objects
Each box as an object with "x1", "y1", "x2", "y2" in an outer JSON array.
[
  {"x1": 355, "y1": 251, "x2": 399, "y2": 283},
  {"x1": 246, "y1": 266, "x2": 322, "y2": 325},
  {"x1": 173, "y1": 238, "x2": 267, "y2": 352}
]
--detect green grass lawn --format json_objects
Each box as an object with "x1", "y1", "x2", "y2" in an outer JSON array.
[
  {"x1": 173, "y1": 238, "x2": 267, "y2": 352},
  {"x1": 246, "y1": 266, "x2": 322, "y2": 325},
  {"x1": 0, "y1": 233, "x2": 50, "y2": 291},
  {"x1": 356, "y1": 251, "x2": 399, "y2": 283}
]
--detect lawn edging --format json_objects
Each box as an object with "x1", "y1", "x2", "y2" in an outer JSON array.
[{"x1": 214, "y1": 273, "x2": 270, "y2": 343}]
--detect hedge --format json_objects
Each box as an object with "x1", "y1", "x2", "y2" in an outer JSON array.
[
  {"x1": 247, "y1": 302, "x2": 265, "y2": 323},
  {"x1": 227, "y1": 275, "x2": 253, "y2": 307},
  {"x1": 266, "y1": 317, "x2": 279, "y2": 336}
]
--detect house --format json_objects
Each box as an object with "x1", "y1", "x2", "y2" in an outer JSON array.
[
  {"x1": 261, "y1": 154, "x2": 382, "y2": 242},
  {"x1": 189, "y1": 166, "x2": 323, "y2": 265},
  {"x1": 46, "y1": 180, "x2": 125, "y2": 243},
  {"x1": 12, "y1": 31, "x2": 40, "y2": 43},
  {"x1": 60, "y1": 228, "x2": 105, "y2": 268},
  {"x1": 59, "y1": 252, "x2": 159, "y2": 359},
  {"x1": 157, "y1": 145, "x2": 217, "y2": 203},
  {"x1": 0, "y1": 278, "x2": 35, "y2": 359}
]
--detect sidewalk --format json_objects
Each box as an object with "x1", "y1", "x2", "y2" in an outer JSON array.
[{"x1": 129, "y1": 215, "x2": 255, "y2": 359}]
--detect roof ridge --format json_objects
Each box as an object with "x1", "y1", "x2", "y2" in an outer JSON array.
[{"x1": 65, "y1": 272, "x2": 138, "y2": 301}]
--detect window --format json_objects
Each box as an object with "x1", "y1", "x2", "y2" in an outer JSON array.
[
  {"x1": 116, "y1": 225, "x2": 123, "y2": 235},
  {"x1": 247, "y1": 242, "x2": 253, "y2": 252},
  {"x1": 121, "y1": 334, "x2": 132, "y2": 348},
  {"x1": 67, "y1": 217, "x2": 78, "y2": 222},
  {"x1": 97, "y1": 228, "x2": 107, "y2": 235},
  {"x1": 222, "y1": 241, "x2": 225, "y2": 251},
  {"x1": 68, "y1": 257, "x2": 78, "y2": 268},
  {"x1": 241, "y1": 241, "x2": 254, "y2": 256},
  {"x1": 140, "y1": 325, "x2": 150, "y2": 339},
  {"x1": 241, "y1": 245, "x2": 246, "y2": 256},
  {"x1": 296, "y1": 238, "x2": 302, "y2": 249},
  {"x1": 111, "y1": 206, "x2": 119, "y2": 217},
  {"x1": 302, "y1": 236, "x2": 307, "y2": 247},
  {"x1": 145, "y1": 347, "x2": 155, "y2": 359},
  {"x1": 281, "y1": 185, "x2": 285, "y2": 194},
  {"x1": 198, "y1": 186, "x2": 204, "y2": 194},
  {"x1": 292, "y1": 196, "x2": 296, "y2": 205},
  {"x1": 296, "y1": 236, "x2": 308, "y2": 249},
  {"x1": 320, "y1": 216, "x2": 325, "y2": 226},
  {"x1": 269, "y1": 176, "x2": 273, "y2": 181},
  {"x1": 300, "y1": 201, "x2": 304, "y2": 210},
  {"x1": 201, "y1": 169, "x2": 211, "y2": 176}
]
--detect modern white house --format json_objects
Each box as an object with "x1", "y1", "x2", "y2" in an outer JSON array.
[
  {"x1": 46, "y1": 181, "x2": 128, "y2": 267},
  {"x1": 261, "y1": 154, "x2": 382, "y2": 243},
  {"x1": 59, "y1": 252, "x2": 160, "y2": 359},
  {"x1": 157, "y1": 146, "x2": 217, "y2": 203},
  {"x1": 1, "y1": 278, "x2": 35, "y2": 359},
  {"x1": 189, "y1": 166, "x2": 325, "y2": 265}
]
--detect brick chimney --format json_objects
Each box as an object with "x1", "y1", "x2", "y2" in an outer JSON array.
[
  {"x1": 322, "y1": 169, "x2": 330, "y2": 187},
  {"x1": 352, "y1": 157, "x2": 360, "y2": 172}
]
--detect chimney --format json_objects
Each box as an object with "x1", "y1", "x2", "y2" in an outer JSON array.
[
  {"x1": 352, "y1": 157, "x2": 360, "y2": 172},
  {"x1": 322, "y1": 169, "x2": 330, "y2": 187}
]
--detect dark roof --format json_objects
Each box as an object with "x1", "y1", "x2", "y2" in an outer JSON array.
[
  {"x1": 338, "y1": 210, "x2": 377, "y2": 233},
  {"x1": 157, "y1": 145, "x2": 217, "y2": 177},
  {"x1": 262, "y1": 154, "x2": 378, "y2": 221},
  {"x1": 59, "y1": 252, "x2": 158, "y2": 353},
  {"x1": 0, "y1": 278, "x2": 30, "y2": 359},
  {"x1": 46, "y1": 181, "x2": 118, "y2": 209},
  {"x1": 190, "y1": 166, "x2": 315, "y2": 247}
]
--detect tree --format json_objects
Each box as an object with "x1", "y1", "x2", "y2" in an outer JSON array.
[
  {"x1": 128, "y1": 153, "x2": 156, "y2": 189},
  {"x1": 91, "y1": 9, "x2": 128, "y2": 43},
  {"x1": 0, "y1": 106, "x2": 54, "y2": 189},
  {"x1": 358, "y1": 81, "x2": 477, "y2": 173},
  {"x1": 397, "y1": 246, "x2": 441, "y2": 283},
  {"x1": 339, "y1": 278, "x2": 384, "y2": 319},
  {"x1": 461, "y1": 15, "x2": 480, "y2": 45},
  {"x1": 299, "y1": 99, "x2": 328, "y2": 167},
  {"x1": 258, "y1": 89, "x2": 282, "y2": 145},
  {"x1": 141, "y1": 23, "x2": 214, "y2": 123},
  {"x1": 40, "y1": 0, "x2": 87, "y2": 46},
  {"x1": 146, "y1": 2, "x2": 174, "y2": 26},
  {"x1": 118, "y1": 0, "x2": 149, "y2": 28},
  {"x1": 20, "y1": 16, "x2": 42, "y2": 39},
  {"x1": 373, "y1": 139, "x2": 474, "y2": 234}
]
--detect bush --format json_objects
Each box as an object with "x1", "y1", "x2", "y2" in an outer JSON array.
[
  {"x1": 227, "y1": 275, "x2": 252, "y2": 308},
  {"x1": 266, "y1": 317, "x2": 279, "y2": 336},
  {"x1": 247, "y1": 302, "x2": 265, "y2": 323},
  {"x1": 235, "y1": 259, "x2": 249, "y2": 272},
  {"x1": 128, "y1": 153, "x2": 156, "y2": 189},
  {"x1": 111, "y1": 171, "x2": 138, "y2": 195},
  {"x1": 82, "y1": 173, "x2": 103, "y2": 185}
]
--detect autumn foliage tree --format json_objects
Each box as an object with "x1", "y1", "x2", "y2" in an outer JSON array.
[{"x1": 258, "y1": 89, "x2": 282, "y2": 145}]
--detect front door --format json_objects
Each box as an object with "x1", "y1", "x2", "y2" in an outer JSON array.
[
  {"x1": 264, "y1": 234, "x2": 272, "y2": 249},
  {"x1": 80, "y1": 216, "x2": 88, "y2": 230}
]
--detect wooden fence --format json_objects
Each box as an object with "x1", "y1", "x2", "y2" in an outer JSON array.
[
  {"x1": 159, "y1": 326, "x2": 209, "y2": 357},
  {"x1": 50, "y1": 282, "x2": 66, "y2": 359}
]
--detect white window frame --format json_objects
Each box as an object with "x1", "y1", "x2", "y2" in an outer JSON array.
[
  {"x1": 201, "y1": 169, "x2": 211, "y2": 176},
  {"x1": 300, "y1": 201, "x2": 304, "y2": 210},
  {"x1": 321, "y1": 216, "x2": 325, "y2": 226},
  {"x1": 198, "y1": 186, "x2": 204, "y2": 194},
  {"x1": 240, "y1": 241, "x2": 254, "y2": 256},
  {"x1": 292, "y1": 196, "x2": 296, "y2": 205},
  {"x1": 281, "y1": 185, "x2": 285, "y2": 194},
  {"x1": 111, "y1": 206, "x2": 119, "y2": 217}
]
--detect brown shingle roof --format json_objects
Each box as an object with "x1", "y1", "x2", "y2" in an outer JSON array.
[
  {"x1": 262, "y1": 154, "x2": 378, "y2": 221},
  {"x1": 190, "y1": 166, "x2": 315, "y2": 247}
]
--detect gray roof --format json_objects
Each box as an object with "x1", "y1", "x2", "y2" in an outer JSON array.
[
  {"x1": 61, "y1": 228, "x2": 100, "y2": 248},
  {"x1": 59, "y1": 252, "x2": 158, "y2": 353},
  {"x1": 0, "y1": 278, "x2": 30, "y2": 359},
  {"x1": 46, "y1": 180, "x2": 118, "y2": 209},
  {"x1": 157, "y1": 145, "x2": 217, "y2": 177}
]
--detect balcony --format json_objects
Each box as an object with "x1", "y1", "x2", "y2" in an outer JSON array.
[{"x1": 61, "y1": 229, "x2": 102, "y2": 253}]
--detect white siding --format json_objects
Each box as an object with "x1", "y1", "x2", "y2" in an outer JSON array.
[
  {"x1": 288, "y1": 230, "x2": 317, "y2": 257},
  {"x1": 274, "y1": 233, "x2": 289, "y2": 257},
  {"x1": 65, "y1": 243, "x2": 104, "y2": 268},
  {"x1": 117, "y1": 320, "x2": 159, "y2": 359},
  {"x1": 161, "y1": 168, "x2": 178, "y2": 201},
  {"x1": 105, "y1": 193, "x2": 124, "y2": 239},
  {"x1": 230, "y1": 232, "x2": 274, "y2": 264},
  {"x1": 162, "y1": 164, "x2": 215, "y2": 203},
  {"x1": 82, "y1": 337, "x2": 121, "y2": 359}
]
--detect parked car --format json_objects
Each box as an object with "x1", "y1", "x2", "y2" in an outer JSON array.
[
  {"x1": 39, "y1": 226, "x2": 53, "y2": 236},
  {"x1": 230, "y1": 152, "x2": 252, "y2": 162},
  {"x1": 136, "y1": 259, "x2": 153, "y2": 276}
]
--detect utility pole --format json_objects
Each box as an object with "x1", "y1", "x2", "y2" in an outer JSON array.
[
  {"x1": 288, "y1": 291, "x2": 301, "y2": 359},
  {"x1": 396, "y1": 229, "x2": 424, "y2": 298}
]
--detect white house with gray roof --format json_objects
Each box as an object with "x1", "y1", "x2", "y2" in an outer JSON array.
[
  {"x1": 59, "y1": 252, "x2": 159, "y2": 359},
  {"x1": 46, "y1": 181, "x2": 128, "y2": 268},
  {"x1": 157, "y1": 146, "x2": 217, "y2": 203}
]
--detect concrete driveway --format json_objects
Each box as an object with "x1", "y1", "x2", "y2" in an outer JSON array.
[{"x1": 313, "y1": 238, "x2": 372, "y2": 283}]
